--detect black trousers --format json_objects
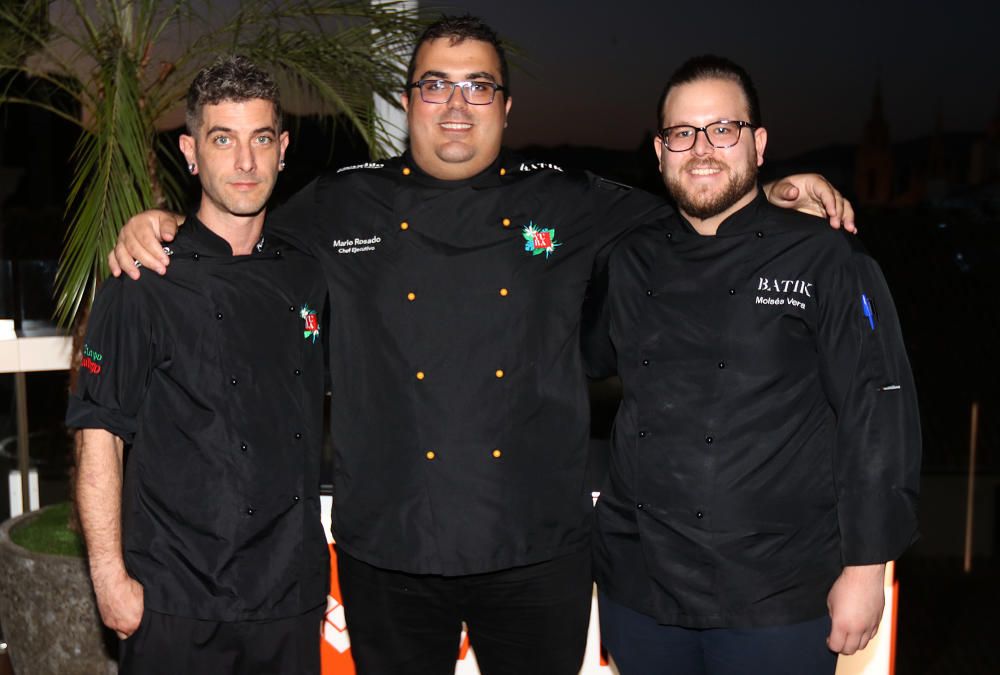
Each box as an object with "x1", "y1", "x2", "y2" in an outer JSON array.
[
  {"x1": 337, "y1": 548, "x2": 593, "y2": 675},
  {"x1": 118, "y1": 605, "x2": 324, "y2": 675},
  {"x1": 599, "y1": 591, "x2": 838, "y2": 675}
]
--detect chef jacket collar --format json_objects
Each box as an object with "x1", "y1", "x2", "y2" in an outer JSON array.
[
  {"x1": 170, "y1": 212, "x2": 275, "y2": 258},
  {"x1": 673, "y1": 187, "x2": 769, "y2": 239},
  {"x1": 398, "y1": 150, "x2": 507, "y2": 190}
]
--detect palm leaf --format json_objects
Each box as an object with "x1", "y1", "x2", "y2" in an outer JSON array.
[{"x1": 56, "y1": 50, "x2": 155, "y2": 324}]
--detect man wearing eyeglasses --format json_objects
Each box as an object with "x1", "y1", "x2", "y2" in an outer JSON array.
[
  {"x1": 588, "y1": 55, "x2": 920, "y2": 674},
  {"x1": 108, "y1": 18, "x2": 856, "y2": 675}
]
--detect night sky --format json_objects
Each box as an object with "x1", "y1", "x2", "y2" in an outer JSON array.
[{"x1": 447, "y1": 0, "x2": 999, "y2": 159}]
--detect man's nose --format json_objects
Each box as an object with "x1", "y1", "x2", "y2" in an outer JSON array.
[
  {"x1": 445, "y1": 84, "x2": 469, "y2": 109},
  {"x1": 691, "y1": 128, "x2": 715, "y2": 157},
  {"x1": 235, "y1": 142, "x2": 255, "y2": 172}
]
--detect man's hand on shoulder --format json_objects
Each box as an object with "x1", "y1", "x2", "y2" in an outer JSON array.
[
  {"x1": 764, "y1": 173, "x2": 857, "y2": 233},
  {"x1": 92, "y1": 567, "x2": 144, "y2": 639},
  {"x1": 826, "y1": 563, "x2": 886, "y2": 655},
  {"x1": 109, "y1": 210, "x2": 184, "y2": 279}
]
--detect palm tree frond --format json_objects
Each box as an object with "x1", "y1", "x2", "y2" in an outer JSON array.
[{"x1": 55, "y1": 49, "x2": 155, "y2": 325}]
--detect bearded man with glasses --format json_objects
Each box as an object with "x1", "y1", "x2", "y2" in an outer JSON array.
[{"x1": 587, "y1": 55, "x2": 920, "y2": 675}]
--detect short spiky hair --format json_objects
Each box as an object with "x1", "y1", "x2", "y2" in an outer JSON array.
[
  {"x1": 656, "y1": 55, "x2": 761, "y2": 130},
  {"x1": 406, "y1": 14, "x2": 510, "y2": 96},
  {"x1": 185, "y1": 55, "x2": 282, "y2": 135}
]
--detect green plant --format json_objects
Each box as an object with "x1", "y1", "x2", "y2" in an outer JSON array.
[
  {"x1": 9, "y1": 502, "x2": 85, "y2": 556},
  {"x1": 0, "y1": 0, "x2": 423, "y2": 327}
]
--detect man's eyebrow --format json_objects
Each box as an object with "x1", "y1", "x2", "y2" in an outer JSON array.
[
  {"x1": 465, "y1": 72, "x2": 497, "y2": 83},
  {"x1": 416, "y1": 70, "x2": 498, "y2": 83},
  {"x1": 204, "y1": 126, "x2": 277, "y2": 137}
]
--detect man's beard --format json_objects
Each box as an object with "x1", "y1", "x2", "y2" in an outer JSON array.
[{"x1": 667, "y1": 159, "x2": 757, "y2": 220}]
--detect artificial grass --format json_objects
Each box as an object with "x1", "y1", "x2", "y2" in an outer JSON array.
[{"x1": 9, "y1": 502, "x2": 86, "y2": 557}]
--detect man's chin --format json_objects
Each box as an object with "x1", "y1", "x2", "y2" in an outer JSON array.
[
  {"x1": 676, "y1": 194, "x2": 734, "y2": 220},
  {"x1": 224, "y1": 201, "x2": 267, "y2": 218},
  {"x1": 435, "y1": 143, "x2": 477, "y2": 165}
]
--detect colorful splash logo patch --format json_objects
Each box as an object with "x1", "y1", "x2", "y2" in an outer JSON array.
[
  {"x1": 300, "y1": 305, "x2": 320, "y2": 343},
  {"x1": 522, "y1": 223, "x2": 561, "y2": 258},
  {"x1": 81, "y1": 343, "x2": 104, "y2": 375}
]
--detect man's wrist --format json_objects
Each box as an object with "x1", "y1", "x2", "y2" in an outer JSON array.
[
  {"x1": 89, "y1": 559, "x2": 129, "y2": 586},
  {"x1": 841, "y1": 562, "x2": 886, "y2": 578}
]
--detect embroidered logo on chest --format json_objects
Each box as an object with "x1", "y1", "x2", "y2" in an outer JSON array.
[
  {"x1": 521, "y1": 222, "x2": 561, "y2": 258},
  {"x1": 754, "y1": 277, "x2": 813, "y2": 310},
  {"x1": 300, "y1": 305, "x2": 320, "y2": 343}
]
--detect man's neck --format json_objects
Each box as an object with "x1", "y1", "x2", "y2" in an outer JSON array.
[
  {"x1": 197, "y1": 206, "x2": 266, "y2": 255},
  {"x1": 682, "y1": 186, "x2": 759, "y2": 236},
  {"x1": 409, "y1": 149, "x2": 500, "y2": 182}
]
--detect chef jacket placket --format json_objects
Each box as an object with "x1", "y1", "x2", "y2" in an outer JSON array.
[
  {"x1": 206, "y1": 258, "x2": 254, "y2": 522},
  {"x1": 210, "y1": 252, "x2": 315, "y2": 528},
  {"x1": 390, "y1": 162, "x2": 521, "y2": 563}
]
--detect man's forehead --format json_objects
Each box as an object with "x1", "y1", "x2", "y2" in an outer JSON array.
[
  {"x1": 199, "y1": 99, "x2": 278, "y2": 130},
  {"x1": 413, "y1": 38, "x2": 502, "y2": 79},
  {"x1": 662, "y1": 78, "x2": 749, "y2": 124}
]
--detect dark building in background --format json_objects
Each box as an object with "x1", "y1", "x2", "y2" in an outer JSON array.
[{"x1": 856, "y1": 83, "x2": 894, "y2": 205}]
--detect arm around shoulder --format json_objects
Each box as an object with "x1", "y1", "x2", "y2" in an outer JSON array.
[{"x1": 109, "y1": 210, "x2": 184, "y2": 279}]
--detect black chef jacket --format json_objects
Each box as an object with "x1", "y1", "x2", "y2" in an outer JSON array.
[
  {"x1": 270, "y1": 150, "x2": 668, "y2": 575},
  {"x1": 590, "y1": 192, "x2": 920, "y2": 629},
  {"x1": 66, "y1": 216, "x2": 330, "y2": 621}
]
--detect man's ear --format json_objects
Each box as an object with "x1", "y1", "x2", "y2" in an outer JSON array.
[
  {"x1": 179, "y1": 134, "x2": 197, "y2": 173},
  {"x1": 754, "y1": 126, "x2": 767, "y2": 167}
]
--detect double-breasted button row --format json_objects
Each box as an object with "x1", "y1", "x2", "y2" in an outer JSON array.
[
  {"x1": 637, "y1": 503, "x2": 704, "y2": 520},
  {"x1": 246, "y1": 498, "x2": 300, "y2": 516},
  {"x1": 414, "y1": 368, "x2": 505, "y2": 380},
  {"x1": 424, "y1": 448, "x2": 504, "y2": 461},
  {"x1": 405, "y1": 289, "x2": 509, "y2": 301}
]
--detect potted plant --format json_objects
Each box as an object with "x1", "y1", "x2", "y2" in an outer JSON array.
[{"x1": 0, "y1": 502, "x2": 116, "y2": 674}]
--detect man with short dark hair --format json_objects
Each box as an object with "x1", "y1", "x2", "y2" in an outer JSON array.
[
  {"x1": 589, "y1": 55, "x2": 920, "y2": 674},
  {"x1": 69, "y1": 55, "x2": 328, "y2": 674},
  {"x1": 109, "y1": 18, "x2": 854, "y2": 675}
]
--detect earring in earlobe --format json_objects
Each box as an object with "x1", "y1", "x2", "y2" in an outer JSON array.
[
  {"x1": 187, "y1": 163, "x2": 196, "y2": 174},
  {"x1": 279, "y1": 159, "x2": 286, "y2": 170}
]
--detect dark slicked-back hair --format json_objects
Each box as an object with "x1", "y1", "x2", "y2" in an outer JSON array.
[
  {"x1": 406, "y1": 14, "x2": 510, "y2": 96},
  {"x1": 656, "y1": 55, "x2": 761, "y2": 130},
  {"x1": 186, "y1": 55, "x2": 282, "y2": 135}
]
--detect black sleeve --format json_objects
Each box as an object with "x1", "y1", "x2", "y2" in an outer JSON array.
[
  {"x1": 579, "y1": 182, "x2": 669, "y2": 379},
  {"x1": 589, "y1": 179, "x2": 670, "y2": 275},
  {"x1": 816, "y1": 236, "x2": 921, "y2": 565},
  {"x1": 65, "y1": 279, "x2": 158, "y2": 443}
]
